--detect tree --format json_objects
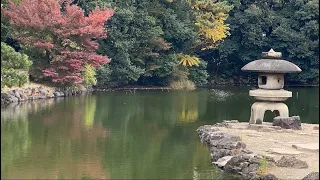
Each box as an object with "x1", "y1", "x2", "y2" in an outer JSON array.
[
  {"x1": 95, "y1": 0, "x2": 208, "y2": 87},
  {"x1": 189, "y1": 0, "x2": 233, "y2": 50},
  {"x1": 1, "y1": 42, "x2": 32, "y2": 88},
  {"x1": 205, "y1": 0, "x2": 319, "y2": 85},
  {"x1": 2, "y1": 0, "x2": 114, "y2": 85}
]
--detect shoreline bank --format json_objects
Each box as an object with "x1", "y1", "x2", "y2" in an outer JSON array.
[
  {"x1": 197, "y1": 121, "x2": 319, "y2": 180},
  {"x1": 1, "y1": 84, "x2": 318, "y2": 106}
]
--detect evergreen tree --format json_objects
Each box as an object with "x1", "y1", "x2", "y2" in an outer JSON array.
[
  {"x1": 96, "y1": 0, "x2": 208, "y2": 87},
  {"x1": 206, "y1": 0, "x2": 319, "y2": 85}
]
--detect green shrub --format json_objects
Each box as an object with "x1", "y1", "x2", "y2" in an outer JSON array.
[
  {"x1": 82, "y1": 64, "x2": 97, "y2": 87},
  {"x1": 1, "y1": 42, "x2": 32, "y2": 88},
  {"x1": 188, "y1": 58, "x2": 208, "y2": 86}
]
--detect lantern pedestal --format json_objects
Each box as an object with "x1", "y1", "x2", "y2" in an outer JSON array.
[{"x1": 249, "y1": 102, "x2": 289, "y2": 124}]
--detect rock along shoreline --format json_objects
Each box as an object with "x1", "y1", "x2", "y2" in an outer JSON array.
[
  {"x1": 1, "y1": 86, "x2": 173, "y2": 106},
  {"x1": 197, "y1": 120, "x2": 319, "y2": 180},
  {"x1": 1, "y1": 86, "x2": 93, "y2": 106}
]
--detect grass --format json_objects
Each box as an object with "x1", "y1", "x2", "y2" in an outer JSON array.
[
  {"x1": 257, "y1": 156, "x2": 270, "y2": 176},
  {"x1": 169, "y1": 80, "x2": 196, "y2": 90}
]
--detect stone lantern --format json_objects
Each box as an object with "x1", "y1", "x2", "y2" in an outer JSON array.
[{"x1": 241, "y1": 49, "x2": 302, "y2": 124}]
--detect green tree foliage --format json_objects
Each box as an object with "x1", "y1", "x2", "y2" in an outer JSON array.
[
  {"x1": 1, "y1": 42, "x2": 32, "y2": 88},
  {"x1": 205, "y1": 0, "x2": 319, "y2": 85},
  {"x1": 94, "y1": 0, "x2": 208, "y2": 87}
]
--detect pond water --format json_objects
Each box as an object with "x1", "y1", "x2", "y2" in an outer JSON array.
[{"x1": 1, "y1": 87, "x2": 318, "y2": 179}]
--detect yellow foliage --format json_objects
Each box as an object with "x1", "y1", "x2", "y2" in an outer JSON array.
[
  {"x1": 178, "y1": 54, "x2": 200, "y2": 67},
  {"x1": 164, "y1": 0, "x2": 232, "y2": 49},
  {"x1": 191, "y1": 0, "x2": 233, "y2": 49}
]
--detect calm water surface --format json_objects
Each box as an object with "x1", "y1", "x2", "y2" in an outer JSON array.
[{"x1": 1, "y1": 87, "x2": 318, "y2": 179}]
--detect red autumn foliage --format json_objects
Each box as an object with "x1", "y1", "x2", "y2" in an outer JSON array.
[{"x1": 1, "y1": 0, "x2": 114, "y2": 84}]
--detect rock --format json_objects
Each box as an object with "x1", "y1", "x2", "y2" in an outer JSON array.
[
  {"x1": 275, "y1": 156, "x2": 308, "y2": 169},
  {"x1": 63, "y1": 91, "x2": 69, "y2": 96},
  {"x1": 53, "y1": 92, "x2": 60, "y2": 97},
  {"x1": 241, "y1": 163, "x2": 259, "y2": 175},
  {"x1": 20, "y1": 93, "x2": 28, "y2": 101},
  {"x1": 210, "y1": 148, "x2": 231, "y2": 161},
  {"x1": 302, "y1": 172, "x2": 319, "y2": 180},
  {"x1": 260, "y1": 174, "x2": 278, "y2": 180},
  {"x1": 272, "y1": 116, "x2": 301, "y2": 130},
  {"x1": 243, "y1": 172, "x2": 258, "y2": 180},
  {"x1": 292, "y1": 143, "x2": 319, "y2": 152},
  {"x1": 7, "y1": 90, "x2": 15, "y2": 96},
  {"x1": 31, "y1": 88, "x2": 36, "y2": 94},
  {"x1": 223, "y1": 120, "x2": 239, "y2": 123},
  {"x1": 1, "y1": 93, "x2": 19, "y2": 103},
  {"x1": 214, "y1": 122, "x2": 232, "y2": 128},
  {"x1": 13, "y1": 90, "x2": 21, "y2": 99},
  {"x1": 213, "y1": 156, "x2": 233, "y2": 167},
  {"x1": 39, "y1": 88, "x2": 48, "y2": 96},
  {"x1": 268, "y1": 148, "x2": 303, "y2": 155},
  {"x1": 313, "y1": 126, "x2": 319, "y2": 130},
  {"x1": 216, "y1": 140, "x2": 246, "y2": 150}
]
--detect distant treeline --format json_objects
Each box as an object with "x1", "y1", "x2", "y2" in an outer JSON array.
[{"x1": 1, "y1": 0, "x2": 318, "y2": 90}]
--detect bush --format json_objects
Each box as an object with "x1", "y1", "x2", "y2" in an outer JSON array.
[
  {"x1": 1, "y1": 42, "x2": 32, "y2": 88},
  {"x1": 169, "y1": 66, "x2": 196, "y2": 90},
  {"x1": 188, "y1": 59, "x2": 209, "y2": 86},
  {"x1": 169, "y1": 80, "x2": 196, "y2": 90},
  {"x1": 82, "y1": 64, "x2": 97, "y2": 87}
]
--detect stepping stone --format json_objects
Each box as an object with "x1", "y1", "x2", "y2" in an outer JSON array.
[
  {"x1": 268, "y1": 148, "x2": 303, "y2": 155},
  {"x1": 292, "y1": 143, "x2": 319, "y2": 152}
]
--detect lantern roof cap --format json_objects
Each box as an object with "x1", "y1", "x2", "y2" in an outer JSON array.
[{"x1": 241, "y1": 49, "x2": 302, "y2": 73}]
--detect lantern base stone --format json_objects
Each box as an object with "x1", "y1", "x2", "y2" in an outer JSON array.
[{"x1": 249, "y1": 102, "x2": 289, "y2": 124}]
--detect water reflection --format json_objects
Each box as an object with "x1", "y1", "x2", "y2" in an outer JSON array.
[
  {"x1": 1, "y1": 87, "x2": 318, "y2": 179},
  {"x1": 1, "y1": 95, "x2": 110, "y2": 179}
]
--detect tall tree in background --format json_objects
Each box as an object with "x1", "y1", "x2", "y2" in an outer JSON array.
[
  {"x1": 2, "y1": 0, "x2": 114, "y2": 85},
  {"x1": 76, "y1": 0, "x2": 232, "y2": 88},
  {"x1": 92, "y1": 0, "x2": 207, "y2": 87},
  {"x1": 190, "y1": 0, "x2": 233, "y2": 50},
  {"x1": 206, "y1": 0, "x2": 319, "y2": 85}
]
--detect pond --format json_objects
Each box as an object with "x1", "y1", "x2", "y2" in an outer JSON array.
[{"x1": 1, "y1": 87, "x2": 318, "y2": 179}]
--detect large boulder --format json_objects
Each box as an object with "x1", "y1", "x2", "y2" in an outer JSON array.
[
  {"x1": 1, "y1": 93, "x2": 19, "y2": 104},
  {"x1": 275, "y1": 156, "x2": 308, "y2": 169},
  {"x1": 272, "y1": 116, "x2": 301, "y2": 130}
]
